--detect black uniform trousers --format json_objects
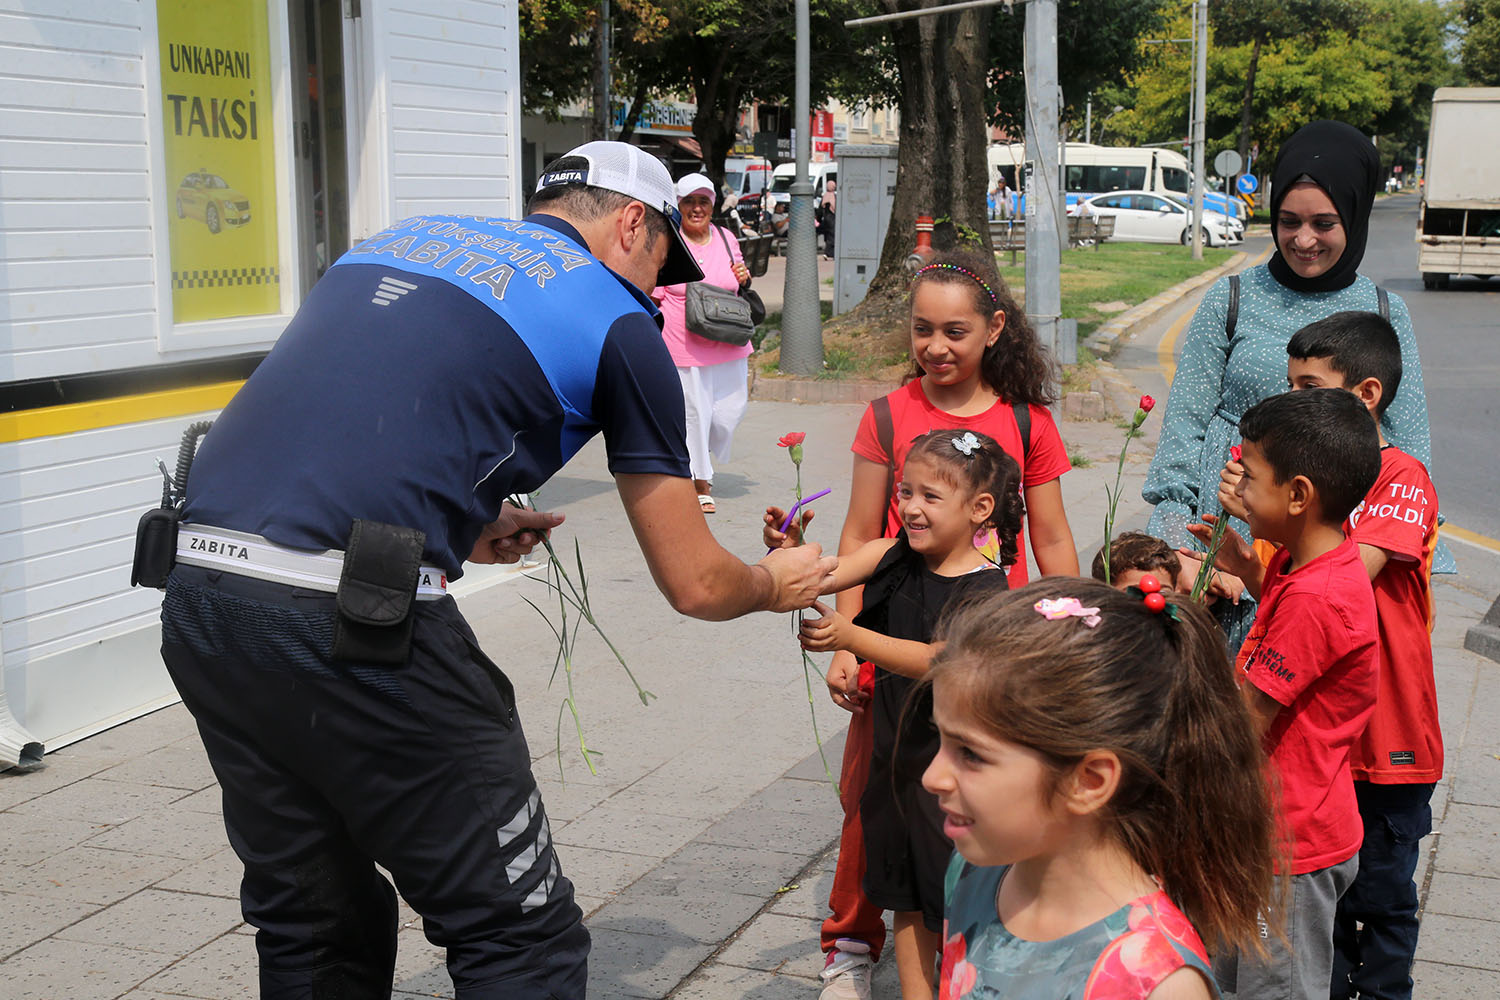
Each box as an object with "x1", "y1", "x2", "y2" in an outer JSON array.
[{"x1": 160, "y1": 565, "x2": 588, "y2": 999}]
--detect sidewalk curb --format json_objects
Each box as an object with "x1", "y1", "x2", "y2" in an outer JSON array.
[
  {"x1": 1463, "y1": 593, "x2": 1500, "y2": 664},
  {"x1": 1082, "y1": 250, "x2": 1248, "y2": 358},
  {"x1": 748, "y1": 369, "x2": 895, "y2": 405}
]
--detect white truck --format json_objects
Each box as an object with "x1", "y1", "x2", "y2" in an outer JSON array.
[{"x1": 1418, "y1": 87, "x2": 1500, "y2": 289}]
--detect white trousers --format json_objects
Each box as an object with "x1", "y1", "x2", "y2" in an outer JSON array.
[{"x1": 677, "y1": 358, "x2": 749, "y2": 484}]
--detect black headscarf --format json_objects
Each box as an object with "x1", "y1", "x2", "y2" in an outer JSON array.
[{"x1": 1267, "y1": 120, "x2": 1380, "y2": 293}]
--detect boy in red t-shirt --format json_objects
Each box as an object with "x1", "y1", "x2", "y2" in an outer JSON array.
[
  {"x1": 1193, "y1": 388, "x2": 1382, "y2": 1000},
  {"x1": 1287, "y1": 312, "x2": 1441, "y2": 1000}
]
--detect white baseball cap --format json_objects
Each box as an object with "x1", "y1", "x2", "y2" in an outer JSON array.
[
  {"x1": 675, "y1": 173, "x2": 716, "y2": 200},
  {"x1": 536, "y1": 141, "x2": 704, "y2": 285}
]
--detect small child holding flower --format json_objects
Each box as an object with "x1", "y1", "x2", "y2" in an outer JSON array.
[{"x1": 766, "y1": 428, "x2": 1023, "y2": 999}]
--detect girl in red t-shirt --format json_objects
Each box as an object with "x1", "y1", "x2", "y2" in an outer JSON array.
[{"x1": 765, "y1": 250, "x2": 1079, "y2": 997}]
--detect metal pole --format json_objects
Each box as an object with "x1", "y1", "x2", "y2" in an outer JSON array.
[
  {"x1": 1085, "y1": 95, "x2": 1092, "y2": 144},
  {"x1": 780, "y1": 0, "x2": 822, "y2": 374},
  {"x1": 593, "y1": 0, "x2": 611, "y2": 140},
  {"x1": 1190, "y1": 0, "x2": 1206, "y2": 260},
  {"x1": 1024, "y1": 0, "x2": 1062, "y2": 369},
  {"x1": 845, "y1": 0, "x2": 1018, "y2": 28}
]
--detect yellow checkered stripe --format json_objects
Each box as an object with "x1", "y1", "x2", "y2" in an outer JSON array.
[{"x1": 172, "y1": 266, "x2": 280, "y2": 289}]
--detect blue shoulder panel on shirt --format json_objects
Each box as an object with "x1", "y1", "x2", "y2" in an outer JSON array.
[{"x1": 330, "y1": 214, "x2": 649, "y2": 428}]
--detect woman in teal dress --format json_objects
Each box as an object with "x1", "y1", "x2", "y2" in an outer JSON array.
[{"x1": 1143, "y1": 120, "x2": 1449, "y2": 646}]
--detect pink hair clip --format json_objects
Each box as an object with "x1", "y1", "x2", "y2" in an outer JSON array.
[{"x1": 1034, "y1": 597, "x2": 1101, "y2": 628}]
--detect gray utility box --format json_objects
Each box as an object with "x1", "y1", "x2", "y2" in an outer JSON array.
[{"x1": 833, "y1": 144, "x2": 899, "y2": 315}]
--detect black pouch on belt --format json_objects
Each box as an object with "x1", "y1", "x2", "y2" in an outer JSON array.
[
  {"x1": 130, "y1": 507, "x2": 181, "y2": 589},
  {"x1": 332, "y1": 519, "x2": 427, "y2": 665}
]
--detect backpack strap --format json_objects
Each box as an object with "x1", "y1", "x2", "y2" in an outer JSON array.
[
  {"x1": 1011, "y1": 401, "x2": 1032, "y2": 463},
  {"x1": 873, "y1": 395, "x2": 896, "y2": 506},
  {"x1": 1225, "y1": 273, "x2": 1241, "y2": 340},
  {"x1": 1377, "y1": 285, "x2": 1390, "y2": 320}
]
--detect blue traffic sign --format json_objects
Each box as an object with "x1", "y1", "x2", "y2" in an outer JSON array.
[{"x1": 1237, "y1": 173, "x2": 1259, "y2": 195}]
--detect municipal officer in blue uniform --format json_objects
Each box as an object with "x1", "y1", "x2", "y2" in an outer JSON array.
[{"x1": 159, "y1": 142, "x2": 836, "y2": 999}]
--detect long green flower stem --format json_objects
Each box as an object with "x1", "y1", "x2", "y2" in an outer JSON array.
[
  {"x1": 506, "y1": 495, "x2": 653, "y2": 780},
  {"x1": 1101, "y1": 411, "x2": 1147, "y2": 585},
  {"x1": 1189, "y1": 514, "x2": 1231, "y2": 602}
]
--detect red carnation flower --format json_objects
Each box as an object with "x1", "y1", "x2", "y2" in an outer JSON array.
[
  {"x1": 1230, "y1": 445, "x2": 1243, "y2": 463},
  {"x1": 1139, "y1": 394, "x2": 1156, "y2": 413},
  {"x1": 777, "y1": 432, "x2": 806, "y2": 448}
]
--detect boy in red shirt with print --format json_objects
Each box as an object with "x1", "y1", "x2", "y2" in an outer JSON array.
[
  {"x1": 1191, "y1": 388, "x2": 1383, "y2": 1000},
  {"x1": 1286, "y1": 312, "x2": 1441, "y2": 1000}
]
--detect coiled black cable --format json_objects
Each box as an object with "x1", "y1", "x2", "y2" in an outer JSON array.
[{"x1": 169, "y1": 421, "x2": 214, "y2": 507}]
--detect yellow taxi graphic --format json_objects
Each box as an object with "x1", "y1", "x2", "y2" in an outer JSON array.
[{"x1": 175, "y1": 170, "x2": 252, "y2": 234}]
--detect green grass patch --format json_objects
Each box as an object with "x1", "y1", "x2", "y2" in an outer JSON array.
[{"x1": 1054, "y1": 243, "x2": 1234, "y2": 343}]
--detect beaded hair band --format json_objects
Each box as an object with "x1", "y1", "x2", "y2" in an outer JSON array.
[{"x1": 915, "y1": 262, "x2": 998, "y2": 306}]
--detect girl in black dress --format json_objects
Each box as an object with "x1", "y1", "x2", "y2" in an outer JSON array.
[{"x1": 768, "y1": 428, "x2": 1024, "y2": 999}]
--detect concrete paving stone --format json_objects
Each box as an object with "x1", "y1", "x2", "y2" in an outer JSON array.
[
  {"x1": 713, "y1": 912, "x2": 825, "y2": 979},
  {"x1": 1411, "y1": 959, "x2": 1500, "y2": 997},
  {"x1": 0, "y1": 810, "x2": 113, "y2": 866},
  {"x1": 98, "y1": 741, "x2": 219, "y2": 791},
  {"x1": 697, "y1": 804, "x2": 839, "y2": 856},
  {"x1": 135, "y1": 930, "x2": 260, "y2": 998},
  {"x1": 56, "y1": 716, "x2": 182, "y2": 764},
  {"x1": 553, "y1": 803, "x2": 704, "y2": 859},
  {"x1": 6, "y1": 775, "x2": 185, "y2": 826},
  {"x1": 585, "y1": 924, "x2": 713, "y2": 998},
  {"x1": 1450, "y1": 742, "x2": 1500, "y2": 807},
  {"x1": 662, "y1": 842, "x2": 816, "y2": 899},
  {"x1": 56, "y1": 887, "x2": 243, "y2": 954},
  {"x1": 1424, "y1": 870, "x2": 1500, "y2": 922},
  {"x1": 746, "y1": 776, "x2": 844, "y2": 819},
  {"x1": 84, "y1": 803, "x2": 229, "y2": 860},
  {"x1": 588, "y1": 889, "x2": 760, "y2": 946},
  {"x1": 783, "y1": 730, "x2": 849, "y2": 783},
  {"x1": 533, "y1": 775, "x2": 619, "y2": 824},
  {"x1": 0, "y1": 844, "x2": 190, "y2": 905},
  {"x1": 0, "y1": 753, "x2": 123, "y2": 811},
  {"x1": 671, "y1": 961, "x2": 820, "y2": 1000},
  {"x1": 1432, "y1": 802, "x2": 1500, "y2": 878},
  {"x1": 172, "y1": 784, "x2": 224, "y2": 814},
  {"x1": 0, "y1": 936, "x2": 176, "y2": 999},
  {"x1": 556, "y1": 845, "x2": 661, "y2": 900},
  {"x1": 576, "y1": 892, "x2": 610, "y2": 918},
  {"x1": 152, "y1": 845, "x2": 243, "y2": 898},
  {"x1": 391, "y1": 926, "x2": 453, "y2": 997},
  {"x1": 0, "y1": 888, "x2": 98, "y2": 959},
  {"x1": 1410, "y1": 912, "x2": 1500, "y2": 971},
  {"x1": 766, "y1": 868, "x2": 835, "y2": 921}
]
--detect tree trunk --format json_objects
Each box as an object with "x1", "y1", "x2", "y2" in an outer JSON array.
[
  {"x1": 1236, "y1": 33, "x2": 1265, "y2": 173},
  {"x1": 616, "y1": 81, "x2": 648, "y2": 142},
  {"x1": 691, "y1": 50, "x2": 741, "y2": 195},
  {"x1": 864, "y1": 0, "x2": 995, "y2": 302}
]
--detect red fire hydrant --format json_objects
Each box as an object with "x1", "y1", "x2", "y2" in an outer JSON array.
[{"x1": 905, "y1": 214, "x2": 936, "y2": 272}]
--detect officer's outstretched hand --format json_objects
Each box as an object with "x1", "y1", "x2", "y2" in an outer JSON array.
[
  {"x1": 759, "y1": 543, "x2": 838, "y2": 614},
  {"x1": 469, "y1": 503, "x2": 565, "y2": 565}
]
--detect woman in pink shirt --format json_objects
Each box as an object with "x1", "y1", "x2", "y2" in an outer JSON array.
[{"x1": 651, "y1": 173, "x2": 754, "y2": 513}]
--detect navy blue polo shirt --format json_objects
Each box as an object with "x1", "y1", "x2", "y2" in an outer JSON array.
[{"x1": 184, "y1": 214, "x2": 690, "y2": 577}]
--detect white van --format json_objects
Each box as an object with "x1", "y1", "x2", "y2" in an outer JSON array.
[
  {"x1": 766, "y1": 160, "x2": 838, "y2": 212},
  {"x1": 988, "y1": 142, "x2": 1242, "y2": 220}
]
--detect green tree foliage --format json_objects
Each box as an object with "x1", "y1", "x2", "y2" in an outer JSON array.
[
  {"x1": 1114, "y1": 2, "x2": 1456, "y2": 173},
  {"x1": 1459, "y1": 0, "x2": 1500, "y2": 85},
  {"x1": 987, "y1": 0, "x2": 1169, "y2": 136}
]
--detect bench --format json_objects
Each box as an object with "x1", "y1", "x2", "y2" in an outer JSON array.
[
  {"x1": 737, "y1": 235, "x2": 774, "y2": 278},
  {"x1": 988, "y1": 215, "x2": 1116, "y2": 263}
]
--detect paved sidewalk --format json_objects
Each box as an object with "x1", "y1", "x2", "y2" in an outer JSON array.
[{"x1": 2, "y1": 390, "x2": 1497, "y2": 998}]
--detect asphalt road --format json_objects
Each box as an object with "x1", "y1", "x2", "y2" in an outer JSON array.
[{"x1": 1360, "y1": 193, "x2": 1500, "y2": 543}]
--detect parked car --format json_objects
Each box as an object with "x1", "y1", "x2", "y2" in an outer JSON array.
[
  {"x1": 175, "y1": 170, "x2": 252, "y2": 234},
  {"x1": 1069, "y1": 190, "x2": 1243, "y2": 247}
]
